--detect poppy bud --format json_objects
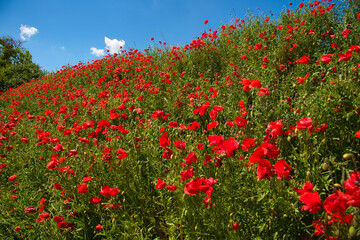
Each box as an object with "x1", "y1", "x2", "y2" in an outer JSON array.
[
  {"x1": 332, "y1": 229, "x2": 340, "y2": 238},
  {"x1": 306, "y1": 170, "x2": 311, "y2": 179},
  {"x1": 343, "y1": 153, "x2": 354, "y2": 160},
  {"x1": 340, "y1": 168, "x2": 345, "y2": 185},
  {"x1": 322, "y1": 162, "x2": 329, "y2": 171},
  {"x1": 348, "y1": 226, "x2": 356, "y2": 238},
  {"x1": 322, "y1": 158, "x2": 330, "y2": 170},
  {"x1": 334, "y1": 183, "x2": 342, "y2": 189}
]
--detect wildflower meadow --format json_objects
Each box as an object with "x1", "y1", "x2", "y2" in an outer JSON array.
[{"x1": 1, "y1": 0, "x2": 360, "y2": 239}]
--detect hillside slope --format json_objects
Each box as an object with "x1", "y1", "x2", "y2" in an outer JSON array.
[{"x1": 0, "y1": 1, "x2": 360, "y2": 239}]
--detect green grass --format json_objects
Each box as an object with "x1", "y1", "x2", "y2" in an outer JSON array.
[{"x1": 0, "y1": 0, "x2": 360, "y2": 239}]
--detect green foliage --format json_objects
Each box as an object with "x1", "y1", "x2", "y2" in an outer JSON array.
[
  {"x1": 0, "y1": 36, "x2": 44, "y2": 92},
  {"x1": 0, "y1": 1, "x2": 360, "y2": 239}
]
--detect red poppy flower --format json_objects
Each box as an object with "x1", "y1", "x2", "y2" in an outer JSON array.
[
  {"x1": 151, "y1": 110, "x2": 163, "y2": 119},
  {"x1": 204, "y1": 196, "x2": 213, "y2": 208},
  {"x1": 294, "y1": 181, "x2": 314, "y2": 196},
  {"x1": 199, "y1": 102, "x2": 211, "y2": 116},
  {"x1": 168, "y1": 121, "x2": 179, "y2": 128},
  {"x1": 89, "y1": 197, "x2": 101, "y2": 204},
  {"x1": 38, "y1": 212, "x2": 50, "y2": 221},
  {"x1": 296, "y1": 55, "x2": 311, "y2": 64},
  {"x1": 25, "y1": 206, "x2": 37, "y2": 214},
  {"x1": 323, "y1": 190, "x2": 350, "y2": 213},
  {"x1": 296, "y1": 117, "x2": 313, "y2": 133},
  {"x1": 321, "y1": 54, "x2": 334, "y2": 64},
  {"x1": 197, "y1": 143, "x2": 204, "y2": 150},
  {"x1": 219, "y1": 138, "x2": 239, "y2": 157},
  {"x1": 8, "y1": 174, "x2": 17, "y2": 182},
  {"x1": 234, "y1": 116, "x2": 247, "y2": 128},
  {"x1": 230, "y1": 222, "x2": 240, "y2": 231},
  {"x1": 187, "y1": 122, "x2": 200, "y2": 131},
  {"x1": 155, "y1": 178, "x2": 166, "y2": 189},
  {"x1": 254, "y1": 43, "x2": 262, "y2": 50},
  {"x1": 344, "y1": 171, "x2": 360, "y2": 193},
  {"x1": 184, "y1": 177, "x2": 202, "y2": 196},
  {"x1": 159, "y1": 131, "x2": 170, "y2": 148},
  {"x1": 100, "y1": 186, "x2": 120, "y2": 197},
  {"x1": 296, "y1": 74, "x2": 309, "y2": 84},
  {"x1": 57, "y1": 105, "x2": 68, "y2": 114},
  {"x1": 184, "y1": 151, "x2": 197, "y2": 166},
  {"x1": 356, "y1": 129, "x2": 360, "y2": 138},
  {"x1": 199, "y1": 184, "x2": 214, "y2": 196},
  {"x1": 95, "y1": 224, "x2": 103, "y2": 231},
  {"x1": 312, "y1": 220, "x2": 326, "y2": 237},
  {"x1": 83, "y1": 175, "x2": 92, "y2": 183},
  {"x1": 267, "y1": 120, "x2": 283, "y2": 137},
  {"x1": 207, "y1": 135, "x2": 225, "y2": 146},
  {"x1": 97, "y1": 120, "x2": 110, "y2": 128},
  {"x1": 166, "y1": 185, "x2": 177, "y2": 191},
  {"x1": 53, "y1": 183, "x2": 63, "y2": 190},
  {"x1": 328, "y1": 211, "x2": 353, "y2": 225},
  {"x1": 299, "y1": 191, "x2": 321, "y2": 213},
  {"x1": 273, "y1": 159, "x2": 292, "y2": 180},
  {"x1": 77, "y1": 184, "x2": 89, "y2": 194},
  {"x1": 174, "y1": 140, "x2": 186, "y2": 150},
  {"x1": 207, "y1": 121, "x2": 218, "y2": 129},
  {"x1": 241, "y1": 138, "x2": 256, "y2": 152},
  {"x1": 257, "y1": 159, "x2": 274, "y2": 181},
  {"x1": 260, "y1": 142, "x2": 280, "y2": 159},
  {"x1": 109, "y1": 109, "x2": 119, "y2": 119},
  {"x1": 180, "y1": 168, "x2": 194, "y2": 181},
  {"x1": 116, "y1": 148, "x2": 127, "y2": 159},
  {"x1": 162, "y1": 148, "x2": 173, "y2": 159}
]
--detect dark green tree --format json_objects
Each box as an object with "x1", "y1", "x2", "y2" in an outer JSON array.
[{"x1": 0, "y1": 36, "x2": 44, "y2": 92}]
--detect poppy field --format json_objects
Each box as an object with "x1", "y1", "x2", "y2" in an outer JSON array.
[{"x1": 1, "y1": 0, "x2": 360, "y2": 239}]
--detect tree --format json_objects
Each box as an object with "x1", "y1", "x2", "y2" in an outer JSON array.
[{"x1": 0, "y1": 36, "x2": 44, "y2": 92}]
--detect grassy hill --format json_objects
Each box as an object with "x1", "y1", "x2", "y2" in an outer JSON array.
[{"x1": 1, "y1": 0, "x2": 360, "y2": 239}]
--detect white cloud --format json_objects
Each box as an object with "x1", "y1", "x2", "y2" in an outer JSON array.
[
  {"x1": 104, "y1": 37, "x2": 125, "y2": 54},
  {"x1": 60, "y1": 46, "x2": 65, "y2": 50},
  {"x1": 90, "y1": 47, "x2": 105, "y2": 57},
  {"x1": 20, "y1": 25, "x2": 38, "y2": 40}
]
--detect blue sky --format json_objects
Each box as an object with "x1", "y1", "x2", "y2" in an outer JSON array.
[{"x1": 0, "y1": 0, "x2": 303, "y2": 72}]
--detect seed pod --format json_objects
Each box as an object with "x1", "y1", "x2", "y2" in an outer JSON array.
[
  {"x1": 306, "y1": 170, "x2": 311, "y2": 179},
  {"x1": 287, "y1": 136, "x2": 291, "y2": 142}
]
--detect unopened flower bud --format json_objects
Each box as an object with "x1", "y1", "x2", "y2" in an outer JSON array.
[
  {"x1": 343, "y1": 153, "x2": 355, "y2": 160},
  {"x1": 348, "y1": 226, "x2": 356, "y2": 238},
  {"x1": 322, "y1": 163, "x2": 329, "y2": 171}
]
